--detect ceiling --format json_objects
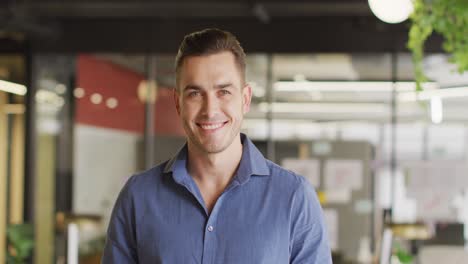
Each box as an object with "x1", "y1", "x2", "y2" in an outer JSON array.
[{"x1": 0, "y1": 0, "x2": 444, "y2": 53}]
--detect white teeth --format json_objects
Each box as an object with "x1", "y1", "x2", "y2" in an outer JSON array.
[{"x1": 200, "y1": 123, "x2": 223, "y2": 130}]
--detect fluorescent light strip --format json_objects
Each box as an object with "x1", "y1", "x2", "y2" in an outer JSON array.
[
  {"x1": 0, "y1": 80, "x2": 27, "y2": 95},
  {"x1": 274, "y1": 81, "x2": 438, "y2": 93},
  {"x1": 430, "y1": 96, "x2": 443, "y2": 124},
  {"x1": 398, "y1": 86, "x2": 468, "y2": 101},
  {"x1": 258, "y1": 102, "x2": 388, "y2": 114}
]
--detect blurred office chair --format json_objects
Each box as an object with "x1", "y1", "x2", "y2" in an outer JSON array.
[{"x1": 429, "y1": 222, "x2": 465, "y2": 246}]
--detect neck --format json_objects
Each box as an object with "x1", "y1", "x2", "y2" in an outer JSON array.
[{"x1": 187, "y1": 135, "x2": 243, "y2": 189}]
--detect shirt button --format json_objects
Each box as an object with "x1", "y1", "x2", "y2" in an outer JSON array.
[{"x1": 207, "y1": 225, "x2": 214, "y2": 232}]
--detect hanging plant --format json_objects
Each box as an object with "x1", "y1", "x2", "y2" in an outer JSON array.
[{"x1": 407, "y1": 0, "x2": 468, "y2": 91}]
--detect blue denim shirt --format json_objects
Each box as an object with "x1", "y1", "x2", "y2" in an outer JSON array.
[{"x1": 102, "y1": 134, "x2": 332, "y2": 263}]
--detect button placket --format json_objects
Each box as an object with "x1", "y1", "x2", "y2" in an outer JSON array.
[{"x1": 201, "y1": 185, "x2": 240, "y2": 263}]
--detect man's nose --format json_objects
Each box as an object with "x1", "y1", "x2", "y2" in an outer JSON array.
[{"x1": 201, "y1": 94, "x2": 219, "y2": 118}]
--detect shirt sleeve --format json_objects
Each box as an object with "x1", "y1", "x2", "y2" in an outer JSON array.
[
  {"x1": 289, "y1": 177, "x2": 332, "y2": 264},
  {"x1": 102, "y1": 176, "x2": 139, "y2": 264}
]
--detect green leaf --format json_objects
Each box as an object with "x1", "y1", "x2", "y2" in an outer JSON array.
[
  {"x1": 6, "y1": 224, "x2": 34, "y2": 262},
  {"x1": 407, "y1": 0, "x2": 468, "y2": 91}
]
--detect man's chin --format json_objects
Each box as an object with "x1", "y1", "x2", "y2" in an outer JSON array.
[
  {"x1": 193, "y1": 138, "x2": 229, "y2": 153},
  {"x1": 188, "y1": 131, "x2": 239, "y2": 154},
  {"x1": 199, "y1": 142, "x2": 226, "y2": 154}
]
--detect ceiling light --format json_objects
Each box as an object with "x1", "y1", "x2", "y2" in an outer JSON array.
[
  {"x1": 398, "y1": 86, "x2": 468, "y2": 101},
  {"x1": 35, "y1": 89, "x2": 65, "y2": 109},
  {"x1": 431, "y1": 96, "x2": 443, "y2": 124},
  {"x1": 90, "y1": 93, "x2": 103, "y2": 104},
  {"x1": 73, "y1": 87, "x2": 85, "y2": 98},
  {"x1": 55, "y1": 84, "x2": 66, "y2": 94},
  {"x1": 106, "y1": 97, "x2": 118, "y2": 109},
  {"x1": 258, "y1": 102, "x2": 388, "y2": 114},
  {"x1": 368, "y1": 0, "x2": 414, "y2": 24},
  {"x1": 0, "y1": 80, "x2": 27, "y2": 95},
  {"x1": 274, "y1": 81, "x2": 437, "y2": 93},
  {"x1": 137, "y1": 80, "x2": 157, "y2": 103},
  {"x1": 55, "y1": 97, "x2": 65, "y2": 108}
]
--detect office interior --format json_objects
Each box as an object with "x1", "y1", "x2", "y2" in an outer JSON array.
[{"x1": 1, "y1": 1, "x2": 468, "y2": 263}]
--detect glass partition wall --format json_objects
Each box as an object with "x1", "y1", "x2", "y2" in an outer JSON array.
[{"x1": 15, "y1": 51, "x2": 468, "y2": 263}]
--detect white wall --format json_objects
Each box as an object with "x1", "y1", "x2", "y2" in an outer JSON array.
[{"x1": 73, "y1": 124, "x2": 141, "y2": 230}]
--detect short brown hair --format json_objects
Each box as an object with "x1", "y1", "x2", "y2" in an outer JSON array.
[{"x1": 175, "y1": 28, "x2": 246, "y2": 89}]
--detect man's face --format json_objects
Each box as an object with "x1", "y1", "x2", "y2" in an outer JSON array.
[{"x1": 174, "y1": 51, "x2": 252, "y2": 154}]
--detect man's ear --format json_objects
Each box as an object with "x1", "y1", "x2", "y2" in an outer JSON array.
[
  {"x1": 242, "y1": 84, "x2": 252, "y2": 114},
  {"x1": 173, "y1": 89, "x2": 181, "y2": 116}
]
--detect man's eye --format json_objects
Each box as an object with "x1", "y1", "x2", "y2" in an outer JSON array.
[
  {"x1": 219, "y1": 89, "x2": 231, "y2": 95},
  {"x1": 188, "y1": 91, "x2": 200, "y2": 97}
]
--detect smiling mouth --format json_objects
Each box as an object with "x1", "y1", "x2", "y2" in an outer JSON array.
[{"x1": 197, "y1": 121, "x2": 228, "y2": 131}]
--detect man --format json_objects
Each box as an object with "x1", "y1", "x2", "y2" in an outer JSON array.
[{"x1": 102, "y1": 28, "x2": 332, "y2": 263}]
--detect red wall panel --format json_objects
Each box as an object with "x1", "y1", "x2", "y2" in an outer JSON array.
[{"x1": 76, "y1": 55, "x2": 184, "y2": 136}]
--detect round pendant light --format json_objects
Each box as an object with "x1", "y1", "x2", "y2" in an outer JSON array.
[{"x1": 368, "y1": 0, "x2": 414, "y2": 24}]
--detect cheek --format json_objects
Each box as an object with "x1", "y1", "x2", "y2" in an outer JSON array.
[
  {"x1": 181, "y1": 106, "x2": 200, "y2": 123},
  {"x1": 227, "y1": 104, "x2": 244, "y2": 121},
  {"x1": 178, "y1": 106, "x2": 188, "y2": 119},
  {"x1": 181, "y1": 110, "x2": 194, "y2": 121},
  {"x1": 179, "y1": 102, "x2": 192, "y2": 114}
]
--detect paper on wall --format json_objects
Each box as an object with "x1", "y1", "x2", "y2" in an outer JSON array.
[
  {"x1": 403, "y1": 161, "x2": 468, "y2": 221},
  {"x1": 282, "y1": 158, "x2": 320, "y2": 187},
  {"x1": 325, "y1": 189, "x2": 352, "y2": 204},
  {"x1": 324, "y1": 159, "x2": 363, "y2": 191},
  {"x1": 410, "y1": 190, "x2": 454, "y2": 221},
  {"x1": 405, "y1": 161, "x2": 468, "y2": 193}
]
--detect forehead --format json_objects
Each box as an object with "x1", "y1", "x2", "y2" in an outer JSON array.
[{"x1": 178, "y1": 51, "x2": 242, "y2": 84}]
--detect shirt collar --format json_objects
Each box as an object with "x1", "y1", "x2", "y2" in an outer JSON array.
[{"x1": 163, "y1": 133, "x2": 270, "y2": 185}]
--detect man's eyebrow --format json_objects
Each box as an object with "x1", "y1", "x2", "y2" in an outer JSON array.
[
  {"x1": 183, "y1": 84, "x2": 202, "y2": 92},
  {"x1": 215, "y1": 83, "x2": 233, "y2": 89}
]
